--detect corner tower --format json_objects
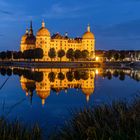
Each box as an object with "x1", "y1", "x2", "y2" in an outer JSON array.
[
  {"x1": 20, "y1": 29, "x2": 29, "y2": 52},
  {"x1": 82, "y1": 24, "x2": 95, "y2": 59},
  {"x1": 36, "y1": 21, "x2": 51, "y2": 61},
  {"x1": 20, "y1": 21, "x2": 36, "y2": 52}
]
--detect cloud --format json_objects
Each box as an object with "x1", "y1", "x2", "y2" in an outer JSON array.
[
  {"x1": 42, "y1": 3, "x2": 89, "y2": 19},
  {"x1": 0, "y1": 9, "x2": 13, "y2": 15}
]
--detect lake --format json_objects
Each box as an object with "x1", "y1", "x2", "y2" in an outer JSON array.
[{"x1": 0, "y1": 67, "x2": 139, "y2": 133}]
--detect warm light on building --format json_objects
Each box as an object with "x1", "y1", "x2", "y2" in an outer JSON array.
[
  {"x1": 20, "y1": 21, "x2": 95, "y2": 61},
  {"x1": 96, "y1": 57, "x2": 99, "y2": 61},
  {"x1": 20, "y1": 68, "x2": 95, "y2": 105},
  {"x1": 95, "y1": 69, "x2": 99, "y2": 75}
]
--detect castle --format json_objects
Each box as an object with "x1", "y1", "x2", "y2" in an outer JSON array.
[{"x1": 20, "y1": 21, "x2": 95, "y2": 61}]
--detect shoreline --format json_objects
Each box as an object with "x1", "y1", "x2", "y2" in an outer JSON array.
[
  {"x1": 0, "y1": 61, "x2": 102, "y2": 68},
  {"x1": 0, "y1": 61, "x2": 139, "y2": 69}
]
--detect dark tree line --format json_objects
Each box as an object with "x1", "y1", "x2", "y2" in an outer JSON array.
[
  {"x1": 0, "y1": 68, "x2": 43, "y2": 82},
  {"x1": 95, "y1": 50, "x2": 140, "y2": 62},
  {"x1": 48, "y1": 48, "x2": 89, "y2": 61},
  {"x1": 0, "y1": 48, "x2": 89, "y2": 61},
  {"x1": 101, "y1": 70, "x2": 126, "y2": 81},
  {"x1": 48, "y1": 70, "x2": 89, "y2": 82},
  {"x1": 0, "y1": 48, "x2": 43, "y2": 60}
]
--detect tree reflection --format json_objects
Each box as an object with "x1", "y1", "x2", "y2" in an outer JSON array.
[
  {"x1": 0, "y1": 68, "x2": 6, "y2": 76},
  {"x1": 81, "y1": 71, "x2": 89, "y2": 80},
  {"x1": 106, "y1": 71, "x2": 112, "y2": 80},
  {"x1": 0, "y1": 67, "x2": 139, "y2": 106},
  {"x1": 6, "y1": 68, "x2": 12, "y2": 76},
  {"x1": 74, "y1": 71, "x2": 81, "y2": 80},
  {"x1": 48, "y1": 72, "x2": 56, "y2": 82},
  {"x1": 113, "y1": 70, "x2": 119, "y2": 78},
  {"x1": 66, "y1": 71, "x2": 74, "y2": 82},
  {"x1": 58, "y1": 72, "x2": 65, "y2": 81},
  {"x1": 119, "y1": 71, "x2": 125, "y2": 81}
]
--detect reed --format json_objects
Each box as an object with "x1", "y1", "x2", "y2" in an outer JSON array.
[
  {"x1": 50, "y1": 98, "x2": 140, "y2": 140},
  {"x1": 0, "y1": 118, "x2": 41, "y2": 140}
]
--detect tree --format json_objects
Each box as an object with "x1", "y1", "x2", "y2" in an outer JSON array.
[
  {"x1": 120, "y1": 53, "x2": 125, "y2": 61},
  {"x1": 66, "y1": 49, "x2": 74, "y2": 61},
  {"x1": 17, "y1": 51, "x2": 23, "y2": 59},
  {"x1": 114, "y1": 53, "x2": 119, "y2": 61},
  {"x1": 81, "y1": 50, "x2": 89, "y2": 59},
  {"x1": 74, "y1": 50, "x2": 82, "y2": 60},
  {"x1": 23, "y1": 49, "x2": 35, "y2": 60},
  {"x1": 58, "y1": 49, "x2": 65, "y2": 61},
  {"x1": 106, "y1": 51, "x2": 113, "y2": 61},
  {"x1": 34, "y1": 48, "x2": 44, "y2": 59},
  {"x1": 13, "y1": 51, "x2": 23, "y2": 60},
  {"x1": 6, "y1": 51, "x2": 12, "y2": 60},
  {"x1": 0, "y1": 52, "x2": 6, "y2": 60},
  {"x1": 48, "y1": 48, "x2": 56, "y2": 61}
]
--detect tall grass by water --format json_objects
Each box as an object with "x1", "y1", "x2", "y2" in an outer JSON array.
[
  {"x1": 0, "y1": 118, "x2": 41, "y2": 140},
  {"x1": 0, "y1": 97, "x2": 139, "y2": 140},
  {"x1": 50, "y1": 97, "x2": 140, "y2": 140}
]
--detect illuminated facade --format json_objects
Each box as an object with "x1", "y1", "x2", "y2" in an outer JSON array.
[
  {"x1": 20, "y1": 69, "x2": 95, "y2": 105},
  {"x1": 20, "y1": 21, "x2": 95, "y2": 61}
]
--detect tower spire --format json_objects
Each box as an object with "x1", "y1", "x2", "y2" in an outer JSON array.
[
  {"x1": 25, "y1": 28, "x2": 28, "y2": 34},
  {"x1": 29, "y1": 21, "x2": 33, "y2": 35},
  {"x1": 87, "y1": 24, "x2": 90, "y2": 32},
  {"x1": 30, "y1": 21, "x2": 32, "y2": 29},
  {"x1": 42, "y1": 20, "x2": 45, "y2": 28},
  {"x1": 86, "y1": 94, "x2": 90, "y2": 102}
]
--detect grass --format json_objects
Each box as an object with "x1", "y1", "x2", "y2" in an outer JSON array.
[
  {"x1": 50, "y1": 97, "x2": 140, "y2": 140},
  {"x1": 0, "y1": 98, "x2": 139, "y2": 140},
  {"x1": 0, "y1": 118, "x2": 41, "y2": 140}
]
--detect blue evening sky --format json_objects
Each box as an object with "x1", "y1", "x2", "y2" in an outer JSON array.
[{"x1": 0, "y1": 0, "x2": 140, "y2": 51}]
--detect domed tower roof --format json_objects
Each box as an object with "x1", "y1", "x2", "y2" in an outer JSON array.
[
  {"x1": 36, "y1": 90, "x2": 50, "y2": 106},
  {"x1": 36, "y1": 21, "x2": 50, "y2": 37},
  {"x1": 82, "y1": 24, "x2": 95, "y2": 39},
  {"x1": 82, "y1": 88, "x2": 94, "y2": 102},
  {"x1": 21, "y1": 29, "x2": 29, "y2": 44}
]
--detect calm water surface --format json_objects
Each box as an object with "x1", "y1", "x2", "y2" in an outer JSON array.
[{"x1": 0, "y1": 67, "x2": 139, "y2": 131}]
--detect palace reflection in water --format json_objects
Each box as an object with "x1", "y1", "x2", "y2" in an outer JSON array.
[
  {"x1": 0, "y1": 67, "x2": 140, "y2": 106},
  {"x1": 20, "y1": 68, "x2": 95, "y2": 105}
]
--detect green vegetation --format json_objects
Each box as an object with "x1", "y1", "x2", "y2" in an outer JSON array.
[
  {"x1": 0, "y1": 48, "x2": 44, "y2": 61},
  {"x1": 48, "y1": 48, "x2": 56, "y2": 61},
  {"x1": 96, "y1": 50, "x2": 140, "y2": 61},
  {"x1": 50, "y1": 98, "x2": 140, "y2": 140},
  {"x1": 66, "y1": 48, "x2": 74, "y2": 61},
  {"x1": 57, "y1": 49, "x2": 65, "y2": 61},
  {"x1": 0, "y1": 97, "x2": 139, "y2": 140},
  {"x1": 0, "y1": 118, "x2": 41, "y2": 140}
]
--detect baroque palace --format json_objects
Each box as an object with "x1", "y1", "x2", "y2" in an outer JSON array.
[{"x1": 20, "y1": 21, "x2": 95, "y2": 61}]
